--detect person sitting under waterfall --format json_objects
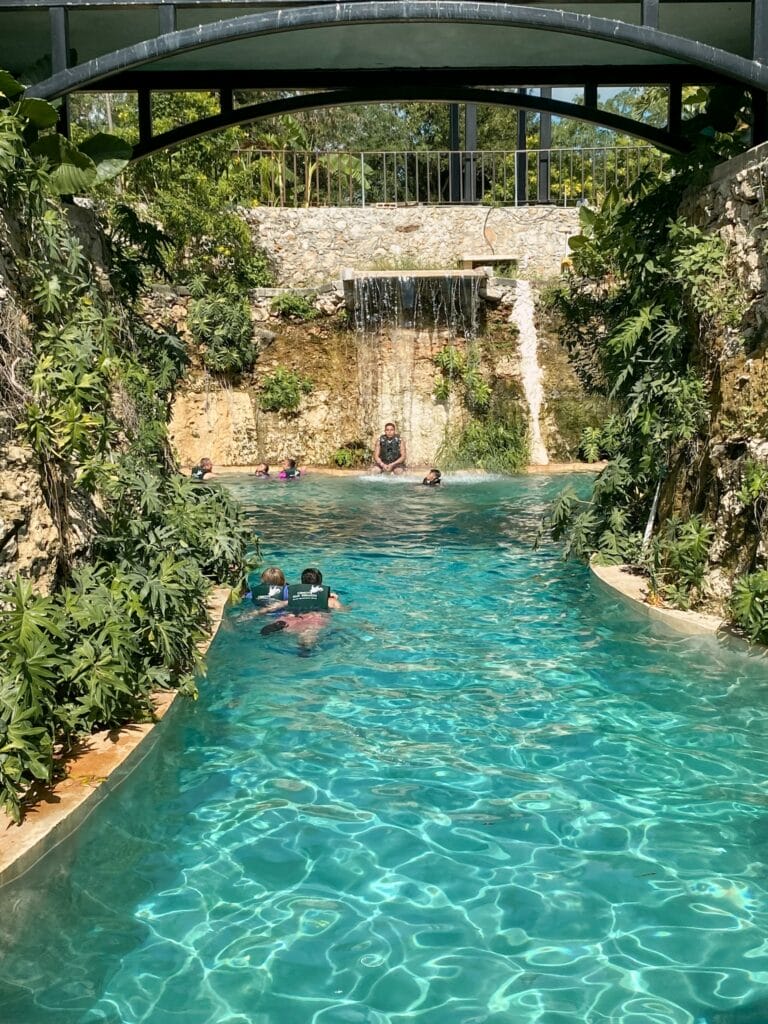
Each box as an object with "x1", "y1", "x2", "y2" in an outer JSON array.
[
  {"x1": 374, "y1": 422, "x2": 407, "y2": 474},
  {"x1": 422, "y1": 468, "x2": 442, "y2": 486}
]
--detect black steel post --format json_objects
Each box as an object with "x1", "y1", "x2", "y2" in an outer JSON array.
[
  {"x1": 515, "y1": 88, "x2": 527, "y2": 205},
  {"x1": 50, "y1": 7, "x2": 70, "y2": 137},
  {"x1": 538, "y1": 87, "x2": 552, "y2": 203},
  {"x1": 158, "y1": 4, "x2": 177, "y2": 34},
  {"x1": 464, "y1": 102, "x2": 477, "y2": 202},
  {"x1": 753, "y1": 0, "x2": 768, "y2": 60},
  {"x1": 752, "y1": 88, "x2": 768, "y2": 144},
  {"x1": 667, "y1": 82, "x2": 683, "y2": 135},
  {"x1": 641, "y1": 0, "x2": 659, "y2": 29},
  {"x1": 449, "y1": 103, "x2": 461, "y2": 202}
]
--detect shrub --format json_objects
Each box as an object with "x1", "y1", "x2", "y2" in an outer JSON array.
[
  {"x1": 259, "y1": 366, "x2": 313, "y2": 413},
  {"x1": 730, "y1": 570, "x2": 768, "y2": 644},
  {"x1": 331, "y1": 441, "x2": 369, "y2": 468},
  {"x1": 438, "y1": 413, "x2": 530, "y2": 474},
  {"x1": 270, "y1": 293, "x2": 318, "y2": 322},
  {"x1": 188, "y1": 293, "x2": 255, "y2": 374},
  {"x1": 646, "y1": 514, "x2": 714, "y2": 609}
]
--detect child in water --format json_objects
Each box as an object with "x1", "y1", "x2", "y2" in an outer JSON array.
[
  {"x1": 422, "y1": 468, "x2": 442, "y2": 486},
  {"x1": 254, "y1": 463, "x2": 270, "y2": 477},
  {"x1": 279, "y1": 458, "x2": 301, "y2": 480}
]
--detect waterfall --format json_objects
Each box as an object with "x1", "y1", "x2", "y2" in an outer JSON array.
[
  {"x1": 510, "y1": 279, "x2": 549, "y2": 466},
  {"x1": 344, "y1": 270, "x2": 482, "y2": 464}
]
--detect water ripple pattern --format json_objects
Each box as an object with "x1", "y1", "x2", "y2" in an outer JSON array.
[{"x1": 0, "y1": 475, "x2": 767, "y2": 1024}]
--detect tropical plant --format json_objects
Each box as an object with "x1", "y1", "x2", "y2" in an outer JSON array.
[
  {"x1": 541, "y1": 86, "x2": 751, "y2": 592},
  {"x1": 331, "y1": 441, "x2": 370, "y2": 468},
  {"x1": 259, "y1": 366, "x2": 313, "y2": 413},
  {"x1": 270, "y1": 293, "x2": 318, "y2": 321},
  {"x1": 730, "y1": 571, "x2": 768, "y2": 644},
  {"x1": 438, "y1": 413, "x2": 530, "y2": 474},
  {"x1": 646, "y1": 514, "x2": 715, "y2": 609},
  {"x1": 188, "y1": 292, "x2": 256, "y2": 374}
]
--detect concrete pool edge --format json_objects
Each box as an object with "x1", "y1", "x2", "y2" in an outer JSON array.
[
  {"x1": 0, "y1": 586, "x2": 231, "y2": 888},
  {"x1": 590, "y1": 562, "x2": 767, "y2": 657}
]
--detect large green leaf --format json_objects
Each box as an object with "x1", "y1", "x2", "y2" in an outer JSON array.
[
  {"x1": 16, "y1": 97, "x2": 58, "y2": 129},
  {"x1": 0, "y1": 71, "x2": 24, "y2": 100},
  {"x1": 77, "y1": 132, "x2": 132, "y2": 182},
  {"x1": 29, "y1": 133, "x2": 97, "y2": 194}
]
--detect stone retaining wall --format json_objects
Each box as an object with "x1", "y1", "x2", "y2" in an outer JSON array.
[{"x1": 243, "y1": 206, "x2": 579, "y2": 286}]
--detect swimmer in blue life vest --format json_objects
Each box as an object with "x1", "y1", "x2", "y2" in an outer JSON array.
[
  {"x1": 374, "y1": 422, "x2": 406, "y2": 474},
  {"x1": 246, "y1": 566, "x2": 289, "y2": 615},
  {"x1": 422, "y1": 468, "x2": 442, "y2": 486},
  {"x1": 260, "y1": 567, "x2": 344, "y2": 638},
  {"x1": 279, "y1": 458, "x2": 301, "y2": 480}
]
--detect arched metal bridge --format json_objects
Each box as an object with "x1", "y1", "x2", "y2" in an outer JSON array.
[{"x1": 5, "y1": 0, "x2": 768, "y2": 159}]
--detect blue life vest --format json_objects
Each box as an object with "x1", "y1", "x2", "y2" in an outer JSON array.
[
  {"x1": 285, "y1": 583, "x2": 330, "y2": 612},
  {"x1": 378, "y1": 434, "x2": 402, "y2": 464}
]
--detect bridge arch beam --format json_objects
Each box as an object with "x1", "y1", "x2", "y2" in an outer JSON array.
[
  {"x1": 131, "y1": 86, "x2": 691, "y2": 160},
  {"x1": 24, "y1": 1, "x2": 768, "y2": 105}
]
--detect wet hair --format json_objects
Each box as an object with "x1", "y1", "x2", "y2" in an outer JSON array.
[
  {"x1": 285, "y1": 458, "x2": 297, "y2": 469},
  {"x1": 384, "y1": 422, "x2": 396, "y2": 430},
  {"x1": 261, "y1": 566, "x2": 286, "y2": 585},
  {"x1": 301, "y1": 567, "x2": 323, "y2": 585},
  {"x1": 200, "y1": 457, "x2": 213, "y2": 469},
  {"x1": 430, "y1": 468, "x2": 441, "y2": 480}
]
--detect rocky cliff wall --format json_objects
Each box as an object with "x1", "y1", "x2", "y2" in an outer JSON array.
[
  {"x1": 243, "y1": 206, "x2": 579, "y2": 286},
  {"x1": 673, "y1": 146, "x2": 768, "y2": 600}
]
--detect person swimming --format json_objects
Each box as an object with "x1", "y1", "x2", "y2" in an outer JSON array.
[
  {"x1": 260, "y1": 567, "x2": 343, "y2": 639},
  {"x1": 422, "y1": 468, "x2": 442, "y2": 486},
  {"x1": 254, "y1": 462, "x2": 270, "y2": 477},
  {"x1": 279, "y1": 458, "x2": 301, "y2": 480}
]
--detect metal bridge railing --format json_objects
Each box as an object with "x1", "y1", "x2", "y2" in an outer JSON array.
[{"x1": 233, "y1": 146, "x2": 666, "y2": 208}]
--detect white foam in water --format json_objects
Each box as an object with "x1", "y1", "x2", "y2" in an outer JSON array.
[{"x1": 357, "y1": 471, "x2": 504, "y2": 484}]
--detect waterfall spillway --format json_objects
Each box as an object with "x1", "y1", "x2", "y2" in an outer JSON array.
[
  {"x1": 510, "y1": 279, "x2": 549, "y2": 466},
  {"x1": 343, "y1": 269, "x2": 484, "y2": 465},
  {"x1": 343, "y1": 269, "x2": 485, "y2": 336}
]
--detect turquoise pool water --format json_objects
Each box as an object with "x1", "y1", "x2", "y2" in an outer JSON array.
[{"x1": 1, "y1": 473, "x2": 767, "y2": 1024}]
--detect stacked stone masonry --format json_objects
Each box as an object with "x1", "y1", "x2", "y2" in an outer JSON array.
[{"x1": 243, "y1": 206, "x2": 579, "y2": 286}]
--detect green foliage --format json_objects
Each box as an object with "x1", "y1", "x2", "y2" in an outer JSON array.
[
  {"x1": 331, "y1": 441, "x2": 370, "y2": 468},
  {"x1": 541, "y1": 115, "x2": 750, "y2": 596},
  {"x1": 646, "y1": 514, "x2": 714, "y2": 609},
  {"x1": 259, "y1": 366, "x2": 313, "y2": 413},
  {"x1": 270, "y1": 293, "x2": 318, "y2": 322},
  {"x1": 188, "y1": 293, "x2": 256, "y2": 374},
  {"x1": 438, "y1": 413, "x2": 530, "y2": 475},
  {"x1": 737, "y1": 459, "x2": 768, "y2": 524},
  {"x1": 730, "y1": 571, "x2": 768, "y2": 644},
  {"x1": 0, "y1": 101, "x2": 257, "y2": 821},
  {"x1": 433, "y1": 344, "x2": 491, "y2": 412},
  {"x1": 0, "y1": 72, "x2": 131, "y2": 195}
]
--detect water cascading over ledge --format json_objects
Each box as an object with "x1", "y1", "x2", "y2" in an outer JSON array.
[
  {"x1": 342, "y1": 268, "x2": 486, "y2": 336},
  {"x1": 341, "y1": 269, "x2": 489, "y2": 465}
]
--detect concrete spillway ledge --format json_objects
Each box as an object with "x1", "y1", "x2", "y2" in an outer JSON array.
[
  {"x1": 0, "y1": 586, "x2": 231, "y2": 887},
  {"x1": 590, "y1": 562, "x2": 766, "y2": 658}
]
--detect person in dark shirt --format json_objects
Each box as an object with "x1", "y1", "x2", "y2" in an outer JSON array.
[
  {"x1": 374, "y1": 422, "x2": 406, "y2": 474},
  {"x1": 422, "y1": 468, "x2": 442, "y2": 486}
]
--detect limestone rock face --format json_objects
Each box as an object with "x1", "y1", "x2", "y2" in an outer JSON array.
[
  {"x1": 0, "y1": 413, "x2": 59, "y2": 593},
  {"x1": 674, "y1": 145, "x2": 768, "y2": 602}
]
